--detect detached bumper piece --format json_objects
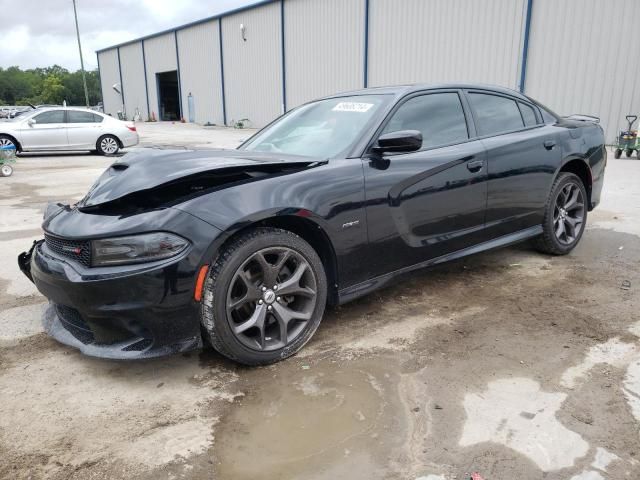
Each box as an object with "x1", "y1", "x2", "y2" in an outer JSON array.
[
  {"x1": 42, "y1": 303, "x2": 200, "y2": 360},
  {"x1": 18, "y1": 240, "x2": 41, "y2": 283}
]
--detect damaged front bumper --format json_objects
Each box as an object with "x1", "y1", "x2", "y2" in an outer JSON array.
[{"x1": 18, "y1": 206, "x2": 223, "y2": 359}]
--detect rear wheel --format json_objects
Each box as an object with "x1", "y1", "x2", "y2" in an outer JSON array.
[
  {"x1": 534, "y1": 172, "x2": 587, "y2": 255},
  {"x1": 1, "y1": 164, "x2": 13, "y2": 177},
  {"x1": 201, "y1": 227, "x2": 327, "y2": 365},
  {"x1": 96, "y1": 135, "x2": 120, "y2": 155},
  {"x1": 625, "y1": 149, "x2": 633, "y2": 158}
]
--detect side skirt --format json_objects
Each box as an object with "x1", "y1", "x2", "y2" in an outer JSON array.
[{"x1": 338, "y1": 225, "x2": 543, "y2": 305}]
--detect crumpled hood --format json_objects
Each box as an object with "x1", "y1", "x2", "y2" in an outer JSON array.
[{"x1": 78, "y1": 148, "x2": 318, "y2": 208}]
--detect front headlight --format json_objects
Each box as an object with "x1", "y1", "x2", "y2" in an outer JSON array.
[{"x1": 91, "y1": 232, "x2": 189, "y2": 267}]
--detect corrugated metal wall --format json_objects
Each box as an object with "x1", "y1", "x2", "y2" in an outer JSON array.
[
  {"x1": 119, "y1": 42, "x2": 148, "y2": 120},
  {"x1": 221, "y1": 1, "x2": 283, "y2": 127},
  {"x1": 97, "y1": 49, "x2": 122, "y2": 117},
  {"x1": 143, "y1": 33, "x2": 178, "y2": 119},
  {"x1": 284, "y1": 0, "x2": 365, "y2": 108},
  {"x1": 368, "y1": 0, "x2": 526, "y2": 89},
  {"x1": 97, "y1": 0, "x2": 640, "y2": 135},
  {"x1": 177, "y1": 20, "x2": 224, "y2": 125},
  {"x1": 526, "y1": 0, "x2": 640, "y2": 142}
]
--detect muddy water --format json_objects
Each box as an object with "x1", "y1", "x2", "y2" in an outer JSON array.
[{"x1": 212, "y1": 357, "x2": 407, "y2": 479}]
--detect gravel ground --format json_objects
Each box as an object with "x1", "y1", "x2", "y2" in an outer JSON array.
[{"x1": 1, "y1": 122, "x2": 639, "y2": 480}]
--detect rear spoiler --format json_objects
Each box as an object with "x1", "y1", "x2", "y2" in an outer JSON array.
[{"x1": 563, "y1": 114, "x2": 600, "y2": 123}]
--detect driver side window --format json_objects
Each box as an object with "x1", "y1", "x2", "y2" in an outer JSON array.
[
  {"x1": 33, "y1": 110, "x2": 65, "y2": 124},
  {"x1": 382, "y1": 93, "x2": 469, "y2": 150}
]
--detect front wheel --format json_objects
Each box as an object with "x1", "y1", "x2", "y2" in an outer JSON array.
[
  {"x1": 625, "y1": 149, "x2": 633, "y2": 158},
  {"x1": 0, "y1": 164, "x2": 13, "y2": 177},
  {"x1": 534, "y1": 172, "x2": 588, "y2": 255},
  {"x1": 96, "y1": 135, "x2": 120, "y2": 155},
  {"x1": 201, "y1": 227, "x2": 327, "y2": 365},
  {"x1": 614, "y1": 148, "x2": 622, "y2": 159}
]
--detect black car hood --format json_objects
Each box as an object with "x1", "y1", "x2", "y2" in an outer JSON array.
[{"x1": 78, "y1": 148, "x2": 320, "y2": 209}]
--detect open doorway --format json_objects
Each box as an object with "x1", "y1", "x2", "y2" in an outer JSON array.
[{"x1": 156, "y1": 71, "x2": 181, "y2": 121}]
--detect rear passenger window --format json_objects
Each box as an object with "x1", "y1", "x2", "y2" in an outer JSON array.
[
  {"x1": 68, "y1": 111, "x2": 102, "y2": 123},
  {"x1": 382, "y1": 93, "x2": 468, "y2": 150},
  {"x1": 468, "y1": 93, "x2": 524, "y2": 136},
  {"x1": 519, "y1": 102, "x2": 538, "y2": 127}
]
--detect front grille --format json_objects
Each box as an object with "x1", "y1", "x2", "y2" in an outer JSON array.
[{"x1": 44, "y1": 234, "x2": 91, "y2": 267}]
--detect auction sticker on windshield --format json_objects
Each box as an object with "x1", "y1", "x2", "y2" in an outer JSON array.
[{"x1": 332, "y1": 102, "x2": 374, "y2": 113}]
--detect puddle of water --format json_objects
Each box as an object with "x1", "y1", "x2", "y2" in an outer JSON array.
[{"x1": 213, "y1": 358, "x2": 404, "y2": 479}]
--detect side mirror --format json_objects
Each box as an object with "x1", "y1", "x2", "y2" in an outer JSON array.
[
  {"x1": 373, "y1": 130, "x2": 422, "y2": 154},
  {"x1": 27, "y1": 118, "x2": 36, "y2": 126}
]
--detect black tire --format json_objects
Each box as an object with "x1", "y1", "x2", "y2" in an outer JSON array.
[
  {"x1": 96, "y1": 135, "x2": 120, "y2": 155},
  {"x1": 625, "y1": 149, "x2": 633, "y2": 158},
  {"x1": 534, "y1": 172, "x2": 588, "y2": 255},
  {"x1": 201, "y1": 227, "x2": 327, "y2": 365},
  {"x1": 614, "y1": 148, "x2": 622, "y2": 159}
]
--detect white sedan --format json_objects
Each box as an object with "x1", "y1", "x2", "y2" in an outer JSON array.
[{"x1": 0, "y1": 107, "x2": 139, "y2": 155}]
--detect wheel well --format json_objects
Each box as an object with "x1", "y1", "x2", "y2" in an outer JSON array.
[
  {"x1": 0, "y1": 134, "x2": 22, "y2": 152},
  {"x1": 221, "y1": 216, "x2": 340, "y2": 306},
  {"x1": 559, "y1": 159, "x2": 592, "y2": 207}
]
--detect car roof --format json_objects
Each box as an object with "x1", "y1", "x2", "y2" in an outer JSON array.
[
  {"x1": 31, "y1": 106, "x2": 104, "y2": 114},
  {"x1": 327, "y1": 83, "x2": 531, "y2": 102}
]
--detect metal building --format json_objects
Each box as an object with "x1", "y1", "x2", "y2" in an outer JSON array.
[{"x1": 97, "y1": 0, "x2": 640, "y2": 142}]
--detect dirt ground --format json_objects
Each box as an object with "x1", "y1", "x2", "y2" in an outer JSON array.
[{"x1": 1, "y1": 122, "x2": 639, "y2": 480}]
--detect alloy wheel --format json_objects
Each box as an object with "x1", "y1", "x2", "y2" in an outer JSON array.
[
  {"x1": 553, "y1": 182, "x2": 585, "y2": 245},
  {"x1": 226, "y1": 247, "x2": 317, "y2": 351},
  {"x1": 100, "y1": 137, "x2": 118, "y2": 154},
  {"x1": 0, "y1": 138, "x2": 15, "y2": 149}
]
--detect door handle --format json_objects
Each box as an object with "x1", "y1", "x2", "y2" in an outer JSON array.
[
  {"x1": 544, "y1": 140, "x2": 556, "y2": 150},
  {"x1": 466, "y1": 159, "x2": 484, "y2": 173}
]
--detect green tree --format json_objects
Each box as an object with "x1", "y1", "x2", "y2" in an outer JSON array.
[
  {"x1": 0, "y1": 65, "x2": 102, "y2": 106},
  {"x1": 40, "y1": 75, "x2": 65, "y2": 104}
]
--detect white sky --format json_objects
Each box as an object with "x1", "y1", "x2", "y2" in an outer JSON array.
[{"x1": 1, "y1": 0, "x2": 260, "y2": 70}]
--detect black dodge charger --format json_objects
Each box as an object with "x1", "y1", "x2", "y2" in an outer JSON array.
[{"x1": 19, "y1": 84, "x2": 606, "y2": 365}]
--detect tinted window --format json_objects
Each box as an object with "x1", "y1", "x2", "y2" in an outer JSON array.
[
  {"x1": 382, "y1": 93, "x2": 468, "y2": 149},
  {"x1": 539, "y1": 107, "x2": 557, "y2": 124},
  {"x1": 34, "y1": 110, "x2": 65, "y2": 124},
  {"x1": 242, "y1": 95, "x2": 390, "y2": 158},
  {"x1": 469, "y1": 93, "x2": 524, "y2": 136},
  {"x1": 519, "y1": 102, "x2": 538, "y2": 126},
  {"x1": 68, "y1": 111, "x2": 102, "y2": 123}
]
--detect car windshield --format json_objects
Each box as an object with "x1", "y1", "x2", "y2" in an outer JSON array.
[
  {"x1": 241, "y1": 95, "x2": 390, "y2": 158},
  {"x1": 6, "y1": 109, "x2": 35, "y2": 121}
]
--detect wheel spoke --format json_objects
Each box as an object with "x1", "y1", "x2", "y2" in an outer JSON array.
[
  {"x1": 564, "y1": 218, "x2": 575, "y2": 239},
  {"x1": 254, "y1": 251, "x2": 280, "y2": 287},
  {"x1": 555, "y1": 218, "x2": 565, "y2": 239},
  {"x1": 566, "y1": 201, "x2": 584, "y2": 212},
  {"x1": 238, "y1": 270, "x2": 262, "y2": 299},
  {"x1": 277, "y1": 262, "x2": 312, "y2": 296},
  {"x1": 233, "y1": 303, "x2": 267, "y2": 335},
  {"x1": 564, "y1": 186, "x2": 579, "y2": 209},
  {"x1": 272, "y1": 301, "x2": 313, "y2": 324}
]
